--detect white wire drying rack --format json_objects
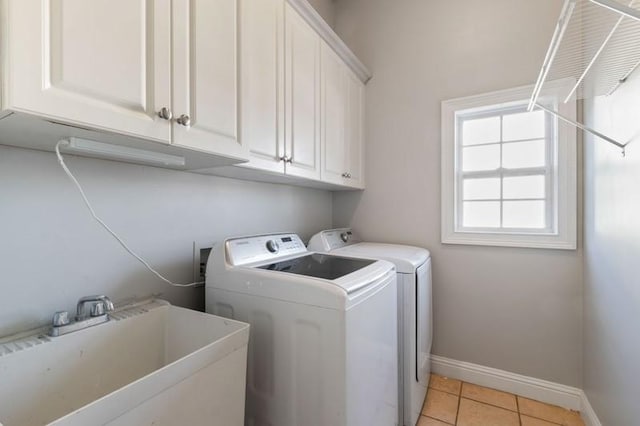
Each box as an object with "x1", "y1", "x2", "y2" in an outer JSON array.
[{"x1": 529, "y1": 0, "x2": 640, "y2": 155}]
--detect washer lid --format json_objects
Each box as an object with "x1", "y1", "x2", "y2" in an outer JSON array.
[
  {"x1": 246, "y1": 254, "x2": 396, "y2": 298},
  {"x1": 258, "y1": 254, "x2": 376, "y2": 280},
  {"x1": 333, "y1": 242, "x2": 430, "y2": 273}
]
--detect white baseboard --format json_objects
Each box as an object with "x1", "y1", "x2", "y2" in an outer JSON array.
[{"x1": 431, "y1": 355, "x2": 591, "y2": 415}]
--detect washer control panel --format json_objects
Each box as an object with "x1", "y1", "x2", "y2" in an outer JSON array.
[
  {"x1": 314, "y1": 228, "x2": 356, "y2": 251},
  {"x1": 226, "y1": 233, "x2": 306, "y2": 266}
]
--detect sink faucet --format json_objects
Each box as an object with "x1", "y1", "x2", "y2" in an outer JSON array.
[
  {"x1": 76, "y1": 295, "x2": 115, "y2": 320},
  {"x1": 49, "y1": 295, "x2": 115, "y2": 337}
]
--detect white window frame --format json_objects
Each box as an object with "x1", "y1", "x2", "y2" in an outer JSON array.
[{"x1": 441, "y1": 81, "x2": 577, "y2": 250}]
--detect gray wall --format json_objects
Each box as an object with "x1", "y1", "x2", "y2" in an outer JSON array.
[
  {"x1": 306, "y1": 0, "x2": 336, "y2": 28},
  {"x1": 333, "y1": 0, "x2": 584, "y2": 386},
  {"x1": 583, "y1": 66, "x2": 640, "y2": 425},
  {"x1": 0, "y1": 146, "x2": 332, "y2": 337}
]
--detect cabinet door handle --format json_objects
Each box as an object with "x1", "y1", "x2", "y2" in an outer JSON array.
[
  {"x1": 176, "y1": 114, "x2": 191, "y2": 126},
  {"x1": 157, "y1": 107, "x2": 172, "y2": 120},
  {"x1": 342, "y1": 172, "x2": 351, "y2": 179},
  {"x1": 279, "y1": 156, "x2": 289, "y2": 163}
]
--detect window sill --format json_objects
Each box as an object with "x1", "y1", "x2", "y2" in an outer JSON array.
[{"x1": 442, "y1": 231, "x2": 576, "y2": 250}]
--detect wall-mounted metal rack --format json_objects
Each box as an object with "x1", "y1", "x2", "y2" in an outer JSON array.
[{"x1": 529, "y1": 0, "x2": 640, "y2": 156}]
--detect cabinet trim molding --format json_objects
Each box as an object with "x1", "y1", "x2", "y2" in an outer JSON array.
[{"x1": 286, "y1": 0, "x2": 371, "y2": 84}]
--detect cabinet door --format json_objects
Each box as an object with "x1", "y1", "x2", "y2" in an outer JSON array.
[
  {"x1": 284, "y1": 3, "x2": 321, "y2": 180},
  {"x1": 345, "y1": 71, "x2": 365, "y2": 189},
  {"x1": 5, "y1": 0, "x2": 172, "y2": 143},
  {"x1": 320, "y1": 43, "x2": 348, "y2": 186},
  {"x1": 172, "y1": 0, "x2": 247, "y2": 160},
  {"x1": 238, "y1": 0, "x2": 285, "y2": 173}
]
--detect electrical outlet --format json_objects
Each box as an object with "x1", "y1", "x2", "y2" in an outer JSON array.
[{"x1": 192, "y1": 241, "x2": 214, "y2": 286}]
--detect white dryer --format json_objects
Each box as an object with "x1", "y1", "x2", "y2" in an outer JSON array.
[
  {"x1": 206, "y1": 233, "x2": 398, "y2": 426},
  {"x1": 308, "y1": 229, "x2": 432, "y2": 426}
]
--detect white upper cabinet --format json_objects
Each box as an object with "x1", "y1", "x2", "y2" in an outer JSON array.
[
  {"x1": 5, "y1": 0, "x2": 172, "y2": 143},
  {"x1": 320, "y1": 43, "x2": 347, "y2": 186},
  {"x1": 235, "y1": 1, "x2": 366, "y2": 189},
  {"x1": 345, "y1": 71, "x2": 365, "y2": 189},
  {"x1": 1, "y1": 0, "x2": 367, "y2": 180},
  {"x1": 238, "y1": 0, "x2": 286, "y2": 173},
  {"x1": 284, "y1": 2, "x2": 322, "y2": 181},
  {"x1": 240, "y1": 0, "x2": 336, "y2": 184},
  {"x1": 2, "y1": 0, "x2": 248, "y2": 167},
  {"x1": 172, "y1": 0, "x2": 246, "y2": 160},
  {"x1": 320, "y1": 43, "x2": 365, "y2": 189}
]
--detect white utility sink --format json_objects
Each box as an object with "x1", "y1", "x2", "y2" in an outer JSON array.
[{"x1": 0, "y1": 299, "x2": 250, "y2": 426}]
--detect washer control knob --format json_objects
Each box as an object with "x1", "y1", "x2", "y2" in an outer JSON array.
[
  {"x1": 340, "y1": 232, "x2": 350, "y2": 243},
  {"x1": 266, "y1": 239, "x2": 280, "y2": 253}
]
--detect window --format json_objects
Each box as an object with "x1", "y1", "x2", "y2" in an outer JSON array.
[{"x1": 441, "y1": 82, "x2": 577, "y2": 249}]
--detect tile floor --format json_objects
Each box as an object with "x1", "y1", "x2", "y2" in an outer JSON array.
[{"x1": 419, "y1": 374, "x2": 585, "y2": 426}]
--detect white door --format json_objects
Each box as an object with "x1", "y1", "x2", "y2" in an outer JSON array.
[
  {"x1": 238, "y1": 0, "x2": 285, "y2": 173},
  {"x1": 172, "y1": 0, "x2": 247, "y2": 160},
  {"x1": 284, "y1": 3, "x2": 321, "y2": 180},
  {"x1": 320, "y1": 43, "x2": 348, "y2": 186},
  {"x1": 6, "y1": 0, "x2": 172, "y2": 143},
  {"x1": 345, "y1": 71, "x2": 365, "y2": 189}
]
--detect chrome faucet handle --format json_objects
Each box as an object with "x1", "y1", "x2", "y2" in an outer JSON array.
[
  {"x1": 76, "y1": 295, "x2": 114, "y2": 320},
  {"x1": 52, "y1": 311, "x2": 71, "y2": 327},
  {"x1": 101, "y1": 297, "x2": 115, "y2": 312},
  {"x1": 90, "y1": 302, "x2": 106, "y2": 317}
]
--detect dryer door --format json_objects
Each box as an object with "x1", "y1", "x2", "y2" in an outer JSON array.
[{"x1": 416, "y1": 259, "x2": 433, "y2": 385}]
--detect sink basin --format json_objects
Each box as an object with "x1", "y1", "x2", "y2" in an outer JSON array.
[{"x1": 0, "y1": 299, "x2": 249, "y2": 426}]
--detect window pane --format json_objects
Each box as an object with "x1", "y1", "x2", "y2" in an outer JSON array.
[
  {"x1": 462, "y1": 145, "x2": 500, "y2": 172},
  {"x1": 503, "y1": 175, "x2": 546, "y2": 199},
  {"x1": 503, "y1": 200, "x2": 546, "y2": 228},
  {"x1": 503, "y1": 110, "x2": 545, "y2": 141},
  {"x1": 463, "y1": 178, "x2": 500, "y2": 200},
  {"x1": 463, "y1": 201, "x2": 500, "y2": 228},
  {"x1": 503, "y1": 140, "x2": 545, "y2": 169},
  {"x1": 462, "y1": 116, "x2": 500, "y2": 146}
]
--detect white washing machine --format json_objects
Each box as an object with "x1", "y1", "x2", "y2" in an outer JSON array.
[
  {"x1": 308, "y1": 229, "x2": 432, "y2": 426},
  {"x1": 206, "y1": 233, "x2": 399, "y2": 426}
]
